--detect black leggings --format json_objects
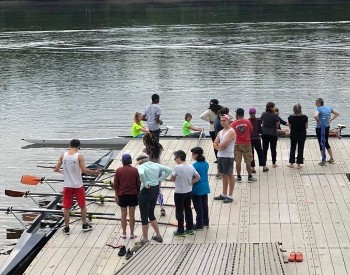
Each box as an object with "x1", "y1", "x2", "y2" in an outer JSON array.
[
  {"x1": 316, "y1": 127, "x2": 330, "y2": 150},
  {"x1": 139, "y1": 185, "x2": 159, "y2": 225},
  {"x1": 262, "y1": 134, "x2": 278, "y2": 165}
]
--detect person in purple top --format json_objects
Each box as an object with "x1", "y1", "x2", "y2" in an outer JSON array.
[
  {"x1": 248, "y1": 107, "x2": 269, "y2": 173},
  {"x1": 313, "y1": 98, "x2": 340, "y2": 165}
]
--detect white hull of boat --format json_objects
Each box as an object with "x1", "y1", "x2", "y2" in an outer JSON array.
[{"x1": 22, "y1": 137, "x2": 130, "y2": 146}]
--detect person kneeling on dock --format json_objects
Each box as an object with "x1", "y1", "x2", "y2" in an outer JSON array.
[
  {"x1": 136, "y1": 153, "x2": 172, "y2": 245},
  {"x1": 54, "y1": 139, "x2": 101, "y2": 235}
]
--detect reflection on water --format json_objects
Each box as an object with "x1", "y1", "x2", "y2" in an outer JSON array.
[{"x1": 1, "y1": 2, "x2": 350, "y2": 248}]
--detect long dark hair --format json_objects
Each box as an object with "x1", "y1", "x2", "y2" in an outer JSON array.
[
  {"x1": 143, "y1": 133, "x2": 163, "y2": 159},
  {"x1": 190, "y1": 146, "x2": 206, "y2": 162}
]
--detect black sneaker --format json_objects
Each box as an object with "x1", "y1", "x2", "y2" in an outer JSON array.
[
  {"x1": 82, "y1": 223, "x2": 92, "y2": 232},
  {"x1": 236, "y1": 176, "x2": 242, "y2": 183},
  {"x1": 118, "y1": 245, "x2": 126, "y2": 257},
  {"x1": 214, "y1": 194, "x2": 226, "y2": 200},
  {"x1": 125, "y1": 248, "x2": 134, "y2": 260},
  {"x1": 160, "y1": 208, "x2": 166, "y2": 217},
  {"x1": 63, "y1": 226, "x2": 70, "y2": 235}
]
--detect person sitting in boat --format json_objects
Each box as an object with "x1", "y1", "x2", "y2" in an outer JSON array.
[
  {"x1": 54, "y1": 139, "x2": 101, "y2": 235},
  {"x1": 182, "y1": 113, "x2": 205, "y2": 138},
  {"x1": 275, "y1": 108, "x2": 290, "y2": 137},
  {"x1": 132, "y1": 112, "x2": 149, "y2": 138}
]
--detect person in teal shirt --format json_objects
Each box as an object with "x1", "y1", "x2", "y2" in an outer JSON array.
[
  {"x1": 182, "y1": 113, "x2": 204, "y2": 137},
  {"x1": 190, "y1": 147, "x2": 210, "y2": 230},
  {"x1": 132, "y1": 112, "x2": 149, "y2": 138},
  {"x1": 136, "y1": 153, "x2": 172, "y2": 244}
]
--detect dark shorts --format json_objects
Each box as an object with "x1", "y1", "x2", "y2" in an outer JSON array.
[
  {"x1": 217, "y1": 157, "x2": 234, "y2": 175},
  {"x1": 118, "y1": 194, "x2": 139, "y2": 207}
]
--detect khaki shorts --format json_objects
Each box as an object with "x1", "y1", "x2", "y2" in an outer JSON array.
[{"x1": 234, "y1": 144, "x2": 253, "y2": 164}]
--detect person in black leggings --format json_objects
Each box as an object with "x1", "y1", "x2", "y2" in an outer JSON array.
[
  {"x1": 136, "y1": 153, "x2": 172, "y2": 244},
  {"x1": 261, "y1": 102, "x2": 279, "y2": 168}
]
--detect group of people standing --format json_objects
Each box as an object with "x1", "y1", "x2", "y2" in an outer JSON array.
[
  {"x1": 113, "y1": 141, "x2": 210, "y2": 242},
  {"x1": 54, "y1": 94, "x2": 340, "y2": 245}
]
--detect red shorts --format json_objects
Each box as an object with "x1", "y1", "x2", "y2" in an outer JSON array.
[{"x1": 62, "y1": 186, "x2": 86, "y2": 209}]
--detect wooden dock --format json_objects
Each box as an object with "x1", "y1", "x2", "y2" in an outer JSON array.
[{"x1": 23, "y1": 137, "x2": 350, "y2": 275}]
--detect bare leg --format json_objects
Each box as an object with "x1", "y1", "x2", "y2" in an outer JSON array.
[
  {"x1": 120, "y1": 207, "x2": 127, "y2": 235},
  {"x1": 129, "y1": 207, "x2": 136, "y2": 236},
  {"x1": 150, "y1": 220, "x2": 161, "y2": 236},
  {"x1": 63, "y1": 208, "x2": 70, "y2": 227},
  {"x1": 222, "y1": 174, "x2": 228, "y2": 196},
  {"x1": 80, "y1": 205, "x2": 87, "y2": 224},
  {"x1": 327, "y1": 148, "x2": 334, "y2": 160},
  {"x1": 236, "y1": 163, "x2": 241, "y2": 176},
  {"x1": 228, "y1": 174, "x2": 235, "y2": 197},
  {"x1": 246, "y1": 163, "x2": 252, "y2": 175},
  {"x1": 142, "y1": 224, "x2": 149, "y2": 241}
]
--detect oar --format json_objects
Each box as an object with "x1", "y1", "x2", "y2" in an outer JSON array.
[
  {"x1": 21, "y1": 175, "x2": 112, "y2": 185},
  {"x1": 1, "y1": 207, "x2": 115, "y2": 216},
  {"x1": 71, "y1": 214, "x2": 177, "y2": 226},
  {"x1": 37, "y1": 165, "x2": 115, "y2": 173},
  {"x1": 5, "y1": 190, "x2": 115, "y2": 202}
]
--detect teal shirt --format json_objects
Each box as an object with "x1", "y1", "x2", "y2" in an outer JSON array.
[{"x1": 137, "y1": 161, "x2": 172, "y2": 190}]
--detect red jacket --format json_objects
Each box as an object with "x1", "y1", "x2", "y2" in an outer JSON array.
[{"x1": 113, "y1": 165, "x2": 141, "y2": 196}]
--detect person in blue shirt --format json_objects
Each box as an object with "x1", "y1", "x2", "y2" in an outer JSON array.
[
  {"x1": 313, "y1": 98, "x2": 340, "y2": 165},
  {"x1": 190, "y1": 147, "x2": 210, "y2": 230}
]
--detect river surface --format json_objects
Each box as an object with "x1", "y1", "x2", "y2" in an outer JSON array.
[{"x1": 1, "y1": 1, "x2": 350, "y2": 249}]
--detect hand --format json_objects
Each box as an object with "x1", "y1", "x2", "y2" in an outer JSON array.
[
  {"x1": 115, "y1": 196, "x2": 119, "y2": 204},
  {"x1": 159, "y1": 120, "x2": 163, "y2": 125}
]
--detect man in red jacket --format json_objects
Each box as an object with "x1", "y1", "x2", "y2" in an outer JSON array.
[{"x1": 231, "y1": 108, "x2": 257, "y2": 183}]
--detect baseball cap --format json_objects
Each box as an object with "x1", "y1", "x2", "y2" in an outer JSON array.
[
  {"x1": 236, "y1": 108, "x2": 244, "y2": 116},
  {"x1": 121, "y1": 153, "x2": 132, "y2": 162},
  {"x1": 249, "y1": 107, "x2": 256, "y2": 114}
]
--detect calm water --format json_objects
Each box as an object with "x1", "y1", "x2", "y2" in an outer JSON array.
[{"x1": 1, "y1": 2, "x2": 350, "y2": 249}]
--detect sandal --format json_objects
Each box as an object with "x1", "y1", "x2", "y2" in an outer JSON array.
[
  {"x1": 120, "y1": 233, "x2": 127, "y2": 239},
  {"x1": 296, "y1": 252, "x2": 303, "y2": 262},
  {"x1": 130, "y1": 234, "x2": 137, "y2": 239},
  {"x1": 288, "y1": 251, "x2": 296, "y2": 262}
]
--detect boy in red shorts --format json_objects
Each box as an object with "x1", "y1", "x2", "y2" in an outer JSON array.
[{"x1": 54, "y1": 139, "x2": 100, "y2": 235}]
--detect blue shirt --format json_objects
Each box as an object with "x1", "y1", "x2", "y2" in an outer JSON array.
[
  {"x1": 315, "y1": 105, "x2": 333, "y2": 128},
  {"x1": 192, "y1": 161, "x2": 210, "y2": 196}
]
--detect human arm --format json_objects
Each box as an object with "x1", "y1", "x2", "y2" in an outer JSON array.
[
  {"x1": 78, "y1": 154, "x2": 101, "y2": 176},
  {"x1": 192, "y1": 172, "x2": 200, "y2": 185},
  {"x1": 213, "y1": 130, "x2": 236, "y2": 151},
  {"x1": 279, "y1": 117, "x2": 288, "y2": 126},
  {"x1": 314, "y1": 110, "x2": 320, "y2": 125},
  {"x1": 200, "y1": 110, "x2": 213, "y2": 124},
  {"x1": 189, "y1": 124, "x2": 204, "y2": 132},
  {"x1": 54, "y1": 154, "x2": 63, "y2": 173},
  {"x1": 330, "y1": 110, "x2": 340, "y2": 123},
  {"x1": 158, "y1": 165, "x2": 172, "y2": 182}
]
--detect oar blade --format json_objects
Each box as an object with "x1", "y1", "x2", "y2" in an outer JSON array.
[
  {"x1": 5, "y1": 190, "x2": 26, "y2": 197},
  {"x1": 21, "y1": 175, "x2": 41, "y2": 185}
]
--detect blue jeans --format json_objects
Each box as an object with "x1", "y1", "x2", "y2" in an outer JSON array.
[{"x1": 192, "y1": 194, "x2": 209, "y2": 228}]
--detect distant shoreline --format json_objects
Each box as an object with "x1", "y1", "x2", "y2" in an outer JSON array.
[{"x1": 1, "y1": 0, "x2": 350, "y2": 5}]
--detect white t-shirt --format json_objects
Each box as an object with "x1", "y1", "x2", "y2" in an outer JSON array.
[
  {"x1": 62, "y1": 152, "x2": 83, "y2": 188},
  {"x1": 144, "y1": 104, "x2": 161, "y2": 131},
  {"x1": 171, "y1": 163, "x2": 199, "y2": 194}
]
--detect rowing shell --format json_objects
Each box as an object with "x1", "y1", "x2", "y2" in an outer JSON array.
[{"x1": 21, "y1": 137, "x2": 130, "y2": 146}]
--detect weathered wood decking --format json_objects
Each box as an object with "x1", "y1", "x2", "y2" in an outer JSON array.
[{"x1": 24, "y1": 137, "x2": 350, "y2": 275}]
